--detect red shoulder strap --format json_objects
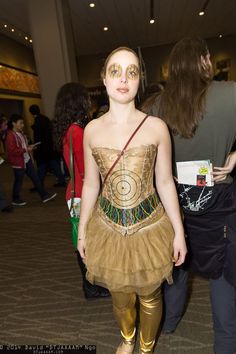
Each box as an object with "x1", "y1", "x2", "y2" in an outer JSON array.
[{"x1": 103, "y1": 114, "x2": 149, "y2": 185}]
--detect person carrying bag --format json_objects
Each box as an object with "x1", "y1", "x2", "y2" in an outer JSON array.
[{"x1": 53, "y1": 82, "x2": 110, "y2": 300}]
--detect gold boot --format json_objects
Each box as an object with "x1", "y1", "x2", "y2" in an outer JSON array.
[{"x1": 116, "y1": 341, "x2": 135, "y2": 354}]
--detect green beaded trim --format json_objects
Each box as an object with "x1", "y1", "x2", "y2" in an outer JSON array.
[{"x1": 99, "y1": 193, "x2": 160, "y2": 227}]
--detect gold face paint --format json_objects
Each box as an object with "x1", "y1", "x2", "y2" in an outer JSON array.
[
  {"x1": 126, "y1": 64, "x2": 139, "y2": 80},
  {"x1": 107, "y1": 63, "x2": 122, "y2": 78}
]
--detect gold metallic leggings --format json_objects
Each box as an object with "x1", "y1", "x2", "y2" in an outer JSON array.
[{"x1": 111, "y1": 287, "x2": 162, "y2": 353}]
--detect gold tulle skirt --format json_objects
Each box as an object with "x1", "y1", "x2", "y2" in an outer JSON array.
[{"x1": 85, "y1": 208, "x2": 174, "y2": 296}]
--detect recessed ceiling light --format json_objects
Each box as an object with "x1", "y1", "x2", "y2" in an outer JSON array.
[
  {"x1": 25, "y1": 36, "x2": 28, "y2": 40},
  {"x1": 0, "y1": 65, "x2": 3, "y2": 68},
  {"x1": 150, "y1": 19, "x2": 155, "y2": 24},
  {"x1": 11, "y1": 28, "x2": 15, "y2": 32},
  {"x1": 199, "y1": 11, "x2": 205, "y2": 16},
  {"x1": 103, "y1": 27, "x2": 108, "y2": 31},
  {"x1": 89, "y1": 3, "x2": 95, "y2": 7},
  {"x1": 4, "y1": 24, "x2": 7, "y2": 28},
  {"x1": 219, "y1": 34, "x2": 223, "y2": 38},
  {"x1": 29, "y1": 39, "x2": 32, "y2": 43}
]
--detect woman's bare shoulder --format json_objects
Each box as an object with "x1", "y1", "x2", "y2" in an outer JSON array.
[
  {"x1": 147, "y1": 115, "x2": 168, "y2": 131},
  {"x1": 85, "y1": 116, "x2": 104, "y2": 132}
]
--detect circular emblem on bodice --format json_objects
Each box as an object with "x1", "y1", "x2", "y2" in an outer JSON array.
[{"x1": 108, "y1": 169, "x2": 142, "y2": 207}]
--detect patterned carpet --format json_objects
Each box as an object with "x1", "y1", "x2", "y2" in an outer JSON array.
[{"x1": 0, "y1": 162, "x2": 214, "y2": 354}]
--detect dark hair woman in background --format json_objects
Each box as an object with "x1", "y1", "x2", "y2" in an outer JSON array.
[
  {"x1": 53, "y1": 82, "x2": 110, "y2": 299},
  {"x1": 151, "y1": 37, "x2": 236, "y2": 354}
]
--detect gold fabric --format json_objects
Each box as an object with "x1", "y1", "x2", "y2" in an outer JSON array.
[
  {"x1": 111, "y1": 287, "x2": 162, "y2": 353},
  {"x1": 85, "y1": 145, "x2": 174, "y2": 295}
]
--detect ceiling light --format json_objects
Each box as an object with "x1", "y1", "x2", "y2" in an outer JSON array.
[
  {"x1": 25, "y1": 36, "x2": 28, "y2": 40},
  {"x1": 149, "y1": 0, "x2": 155, "y2": 25},
  {"x1": 198, "y1": 0, "x2": 210, "y2": 16},
  {"x1": 89, "y1": 3, "x2": 95, "y2": 7},
  {"x1": 0, "y1": 65, "x2": 2, "y2": 68},
  {"x1": 11, "y1": 28, "x2": 15, "y2": 32},
  {"x1": 219, "y1": 34, "x2": 223, "y2": 38},
  {"x1": 103, "y1": 27, "x2": 108, "y2": 31},
  {"x1": 4, "y1": 24, "x2": 7, "y2": 28},
  {"x1": 29, "y1": 39, "x2": 32, "y2": 43}
]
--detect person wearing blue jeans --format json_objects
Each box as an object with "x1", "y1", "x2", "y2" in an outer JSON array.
[
  {"x1": 12, "y1": 159, "x2": 55, "y2": 205},
  {"x1": 162, "y1": 270, "x2": 236, "y2": 354},
  {"x1": 210, "y1": 274, "x2": 236, "y2": 354},
  {"x1": 37, "y1": 157, "x2": 66, "y2": 187},
  {"x1": 162, "y1": 266, "x2": 188, "y2": 333},
  {"x1": 29, "y1": 105, "x2": 66, "y2": 188},
  {"x1": 5, "y1": 114, "x2": 57, "y2": 206}
]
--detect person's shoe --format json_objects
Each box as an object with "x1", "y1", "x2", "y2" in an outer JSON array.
[
  {"x1": 116, "y1": 341, "x2": 135, "y2": 354},
  {"x1": 83, "y1": 285, "x2": 110, "y2": 300},
  {"x1": 42, "y1": 193, "x2": 57, "y2": 203},
  {"x1": 1, "y1": 205, "x2": 14, "y2": 213},
  {"x1": 12, "y1": 200, "x2": 27, "y2": 206},
  {"x1": 53, "y1": 182, "x2": 66, "y2": 187}
]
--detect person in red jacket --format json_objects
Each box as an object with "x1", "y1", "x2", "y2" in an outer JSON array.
[
  {"x1": 0, "y1": 114, "x2": 13, "y2": 213},
  {"x1": 5, "y1": 114, "x2": 56, "y2": 206},
  {"x1": 53, "y1": 82, "x2": 110, "y2": 299}
]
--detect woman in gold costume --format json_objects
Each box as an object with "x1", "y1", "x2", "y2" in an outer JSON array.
[{"x1": 78, "y1": 47, "x2": 187, "y2": 354}]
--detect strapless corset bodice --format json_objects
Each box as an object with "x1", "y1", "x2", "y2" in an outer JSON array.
[
  {"x1": 86, "y1": 144, "x2": 174, "y2": 294},
  {"x1": 92, "y1": 144, "x2": 157, "y2": 205},
  {"x1": 92, "y1": 144, "x2": 163, "y2": 235}
]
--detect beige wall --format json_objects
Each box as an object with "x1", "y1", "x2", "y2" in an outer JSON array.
[
  {"x1": 29, "y1": 0, "x2": 78, "y2": 118},
  {"x1": 77, "y1": 53, "x2": 105, "y2": 87},
  {"x1": 0, "y1": 33, "x2": 36, "y2": 73},
  {"x1": 0, "y1": 33, "x2": 42, "y2": 153}
]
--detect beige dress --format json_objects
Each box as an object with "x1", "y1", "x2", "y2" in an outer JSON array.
[{"x1": 85, "y1": 144, "x2": 174, "y2": 295}]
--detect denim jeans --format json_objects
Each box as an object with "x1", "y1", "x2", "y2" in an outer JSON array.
[
  {"x1": 12, "y1": 159, "x2": 46, "y2": 201},
  {"x1": 37, "y1": 159, "x2": 65, "y2": 186},
  {"x1": 163, "y1": 269, "x2": 236, "y2": 354},
  {"x1": 162, "y1": 266, "x2": 188, "y2": 331},
  {"x1": 210, "y1": 274, "x2": 236, "y2": 354}
]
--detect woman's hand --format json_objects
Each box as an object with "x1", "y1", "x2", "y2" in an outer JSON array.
[
  {"x1": 77, "y1": 236, "x2": 86, "y2": 262},
  {"x1": 213, "y1": 151, "x2": 236, "y2": 182},
  {"x1": 173, "y1": 233, "x2": 187, "y2": 266},
  {"x1": 27, "y1": 144, "x2": 36, "y2": 152}
]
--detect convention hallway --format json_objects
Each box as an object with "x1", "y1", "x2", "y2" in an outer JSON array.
[{"x1": 0, "y1": 162, "x2": 214, "y2": 354}]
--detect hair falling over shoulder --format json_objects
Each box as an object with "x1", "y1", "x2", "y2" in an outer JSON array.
[{"x1": 159, "y1": 37, "x2": 213, "y2": 138}]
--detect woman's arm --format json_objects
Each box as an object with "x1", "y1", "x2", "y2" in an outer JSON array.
[
  {"x1": 77, "y1": 123, "x2": 101, "y2": 260},
  {"x1": 154, "y1": 120, "x2": 187, "y2": 266}
]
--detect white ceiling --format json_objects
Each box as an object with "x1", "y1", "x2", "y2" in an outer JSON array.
[{"x1": 0, "y1": 0, "x2": 236, "y2": 55}]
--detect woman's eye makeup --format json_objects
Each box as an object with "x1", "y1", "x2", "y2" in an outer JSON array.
[
  {"x1": 107, "y1": 63, "x2": 139, "y2": 80},
  {"x1": 126, "y1": 64, "x2": 139, "y2": 79},
  {"x1": 108, "y1": 64, "x2": 122, "y2": 78}
]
